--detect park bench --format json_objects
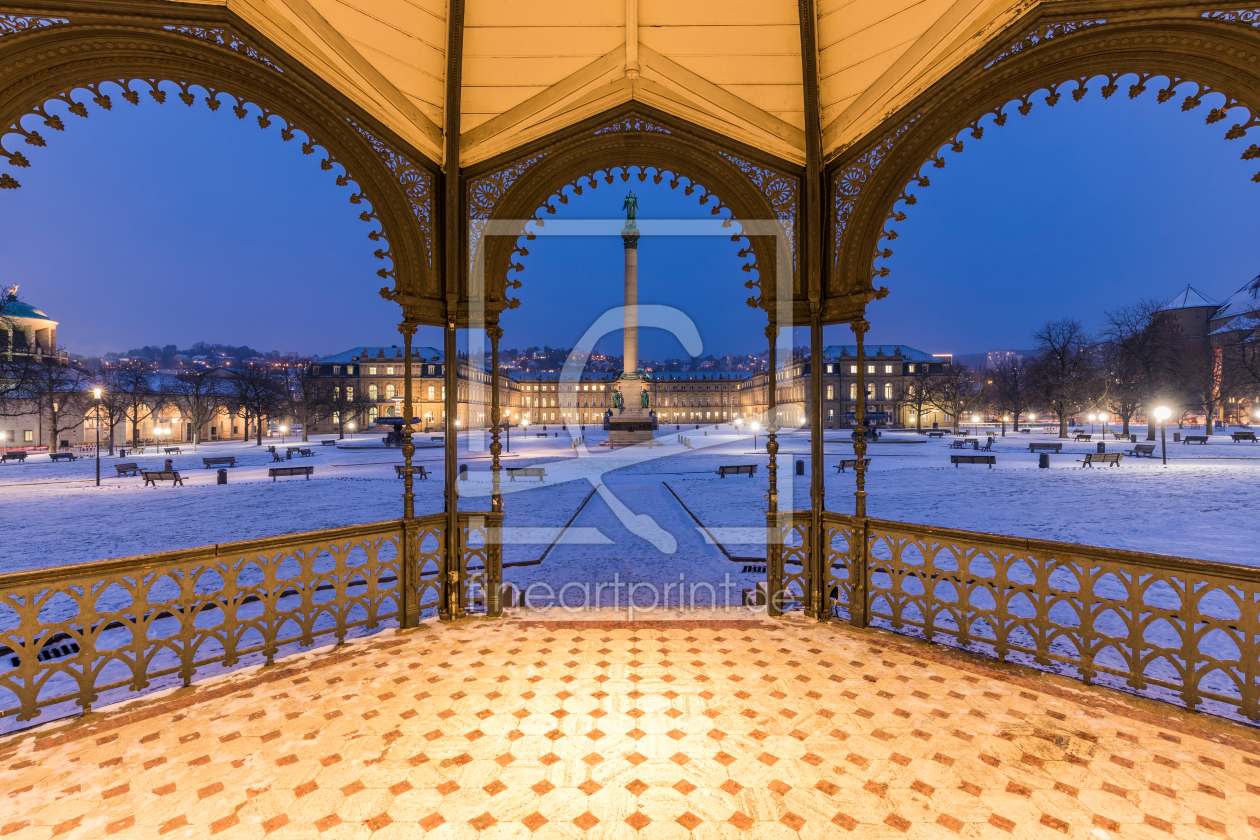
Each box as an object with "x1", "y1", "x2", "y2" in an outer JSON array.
[
  {"x1": 947, "y1": 440, "x2": 971, "y2": 449},
  {"x1": 164, "y1": 447, "x2": 183, "y2": 455},
  {"x1": 297, "y1": 448, "x2": 315, "y2": 457},
  {"x1": 1029, "y1": 442, "x2": 1063, "y2": 453},
  {"x1": 142, "y1": 470, "x2": 184, "y2": 486},
  {"x1": 49, "y1": 452, "x2": 76, "y2": 462},
  {"x1": 1019, "y1": 428, "x2": 1031, "y2": 433},
  {"x1": 285, "y1": 446, "x2": 303, "y2": 455},
  {"x1": 394, "y1": 464, "x2": 430, "y2": 479},
  {"x1": 1079, "y1": 452, "x2": 1123, "y2": 467},
  {"x1": 835, "y1": 458, "x2": 870, "y2": 473},
  {"x1": 506, "y1": 467, "x2": 546, "y2": 481},
  {"x1": 270, "y1": 451, "x2": 285, "y2": 463},
  {"x1": 535, "y1": 433, "x2": 547, "y2": 437},
  {"x1": 1125, "y1": 443, "x2": 1156, "y2": 458},
  {"x1": 430, "y1": 436, "x2": 443, "y2": 441},
  {"x1": 203, "y1": 457, "x2": 236, "y2": 469},
  {"x1": 131, "y1": 445, "x2": 146, "y2": 455},
  {"x1": 114, "y1": 462, "x2": 141, "y2": 477},
  {"x1": 320, "y1": 440, "x2": 336, "y2": 446},
  {"x1": 1231, "y1": 431, "x2": 1257, "y2": 442},
  {"x1": 1183, "y1": 435, "x2": 1209, "y2": 444},
  {"x1": 926, "y1": 430, "x2": 945, "y2": 438},
  {"x1": 950, "y1": 455, "x2": 996, "y2": 468},
  {"x1": 269, "y1": 465, "x2": 314, "y2": 481},
  {"x1": 1073, "y1": 433, "x2": 1092, "y2": 441},
  {"x1": 1, "y1": 451, "x2": 27, "y2": 464},
  {"x1": 717, "y1": 464, "x2": 758, "y2": 478},
  {"x1": 978, "y1": 439, "x2": 994, "y2": 452}
]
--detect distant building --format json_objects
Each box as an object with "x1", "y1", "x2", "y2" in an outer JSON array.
[
  {"x1": 1159, "y1": 285, "x2": 1221, "y2": 349},
  {"x1": 985, "y1": 350, "x2": 1022, "y2": 370},
  {"x1": 0, "y1": 285, "x2": 64, "y2": 363}
]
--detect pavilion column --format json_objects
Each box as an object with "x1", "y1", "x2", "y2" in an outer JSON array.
[
  {"x1": 400, "y1": 320, "x2": 419, "y2": 628},
  {"x1": 809, "y1": 311, "x2": 825, "y2": 620},
  {"x1": 443, "y1": 321, "x2": 461, "y2": 621},
  {"x1": 852, "y1": 317, "x2": 869, "y2": 517},
  {"x1": 765, "y1": 321, "x2": 782, "y2": 618},
  {"x1": 489, "y1": 323, "x2": 503, "y2": 512}
]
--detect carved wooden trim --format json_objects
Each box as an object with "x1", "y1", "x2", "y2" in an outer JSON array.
[
  {"x1": 0, "y1": 13, "x2": 66, "y2": 37},
  {"x1": 825, "y1": 11, "x2": 1260, "y2": 322},
  {"x1": 0, "y1": 6, "x2": 441, "y2": 320}
]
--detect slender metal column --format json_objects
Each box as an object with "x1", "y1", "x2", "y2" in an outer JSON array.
[
  {"x1": 444, "y1": 322, "x2": 461, "y2": 620},
  {"x1": 765, "y1": 321, "x2": 782, "y2": 617},
  {"x1": 489, "y1": 323, "x2": 503, "y2": 512},
  {"x1": 852, "y1": 318, "x2": 869, "y2": 517},
  {"x1": 400, "y1": 321, "x2": 418, "y2": 628},
  {"x1": 809, "y1": 312, "x2": 825, "y2": 619}
]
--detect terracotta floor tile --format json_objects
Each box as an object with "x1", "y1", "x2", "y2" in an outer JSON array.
[{"x1": 3, "y1": 610, "x2": 1257, "y2": 838}]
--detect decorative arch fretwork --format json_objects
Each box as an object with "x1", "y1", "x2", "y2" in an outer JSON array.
[
  {"x1": 461, "y1": 106, "x2": 805, "y2": 328},
  {"x1": 0, "y1": 7, "x2": 443, "y2": 324},
  {"x1": 825, "y1": 10, "x2": 1260, "y2": 324}
]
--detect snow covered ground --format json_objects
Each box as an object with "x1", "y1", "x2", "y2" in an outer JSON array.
[{"x1": 2, "y1": 422, "x2": 1258, "y2": 578}]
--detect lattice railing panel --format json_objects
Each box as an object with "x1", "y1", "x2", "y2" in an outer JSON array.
[
  {"x1": 0, "y1": 516, "x2": 447, "y2": 729},
  {"x1": 770, "y1": 512, "x2": 810, "y2": 611},
  {"x1": 819, "y1": 511, "x2": 1260, "y2": 721}
]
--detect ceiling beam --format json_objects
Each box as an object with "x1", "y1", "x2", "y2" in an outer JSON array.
[{"x1": 281, "y1": 0, "x2": 443, "y2": 152}]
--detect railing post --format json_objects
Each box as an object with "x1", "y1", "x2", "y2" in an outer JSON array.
[
  {"x1": 852, "y1": 317, "x2": 869, "y2": 518},
  {"x1": 850, "y1": 517, "x2": 870, "y2": 628},
  {"x1": 764, "y1": 321, "x2": 782, "y2": 617},
  {"x1": 487, "y1": 511, "x2": 503, "y2": 617},
  {"x1": 489, "y1": 323, "x2": 503, "y2": 514},
  {"x1": 400, "y1": 518, "x2": 417, "y2": 628}
]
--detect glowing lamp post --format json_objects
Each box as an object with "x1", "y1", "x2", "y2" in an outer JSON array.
[
  {"x1": 348, "y1": 421, "x2": 355, "y2": 440},
  {"x1": 1099, "y1": 411, "x2": 1109, "y2": 438},
  {"x1": 280, "y1": 425, "x2": 287, "y2": 446},
  {"x1": 1088, "y1": 413, "x2": 1096, "y2": 434},
  {"x1": 751, "y1": 420, "x2": 760, "y2": 450},
  {"x1": 93, "y1": 387, "x2": 102, "y2": 487},
  {"x1": 1154, "y1": 406, "x2": 1171, "y2": 465}
]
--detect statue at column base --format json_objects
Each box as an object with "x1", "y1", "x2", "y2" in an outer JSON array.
[{"x1": 605, "y1": 374, "x2": 655, "y2": 448}]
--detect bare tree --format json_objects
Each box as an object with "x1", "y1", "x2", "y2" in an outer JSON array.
[
  {"x1": 170, "y1": 369, "x2": 226, "y2": 449},
  {"x1": 229, "y1": 362, "x2": 282, "y2": 446},
  {"x1": 986, "y1": 357, "x2": 1034, "y2": 434},
  {"x1": 925, "y1": 363, "x2": 981, "y2": 433},
  {"x1": 1182, "y1": 343, "x2": 1247, "y2": 435},
  {"x1": 111, "y1": 361, "x2": 165, "y2": 448},
  {"x1": 1031, "y1": 319, "x2": 1099, "y2": 439},
  {"x1": 93, "y1": 368, "x2": 134, "y2": 455},
  {"x1": 323, "y1": 379, "x2": 371, "y2": 439},
  {"x1": 27, "y1": 360, "x2": 90, "y2": 450},
  {"x1": 1101, "y1": 301, "x2": 1182, "y2": 439},
  {"x1": 897, "y1": 375, "x2": 932, "y2": 431},
  {"x1": 281, "y1": 358, "x2": 324, "y2": 442}
]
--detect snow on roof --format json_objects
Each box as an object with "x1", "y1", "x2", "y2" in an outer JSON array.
[
  {"x1": 1211, "y1": 274, "x2": 1260, "y2": 322},
  {"x1": 1208, "y1": 314, "x2": 1258, "y2": 336},
  {"x1": 318, "y1": 346, "x2": 443, "y2": 364},
  {"x1": 0, "y1": 293, "x2": 56, "y2": 324},
  {"x1": 821, "y1": 345, "x2": 936, "y2": 362},
  {"x1": 1160, "y1": 285, "x2": 1220, "y2": 311}
]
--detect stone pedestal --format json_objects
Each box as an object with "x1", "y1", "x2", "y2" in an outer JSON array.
[{"x1": 606, "y1": 377, "x2": 655, "y2": 447}]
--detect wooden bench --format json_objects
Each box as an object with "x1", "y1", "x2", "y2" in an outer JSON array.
[
  {"x1": 1029, "y1": 442, "x2": 1062, "y2": 453},
  {"x1": 1232, "y1": 431, "x2": 1257, "y2": 442},
  {"x1": 1080, "y1": 452, "x2": 1123, "y2": 467},
  {"x1": 1073, "y1": 433, "x2": 1092, "y2": 441},
  {"x1": 1, "y1": 451, "x2": 28, "y2": 464},
  {"x1": 1019, "y1": 428, "x2": 1031, "y2": 433},
  {"x1": 835, "y1": 458, "x2": 870, "y2": 473},
  {"x1": 947, "y1": 440, "x2": 972, "y2": 449},
  {"x1": 718, "y1": 464, "x2": 758, "y2": 478},
  {"x1": 164, "y1": 447, "x2": 183, "y2": 454},
  {"x1": 49, "y1": 452, "x2": 76, "y2": 462},
  {"x1": 297, "y1": 448, "x2": 315, "y2": 457},
  {"x1": 131, "y1": 445, "x2": 146, "y2": 455},
  {"x1": 1124, "y1": 443, "x2": 1156, "y2": 458},
  {"x1": 142, "y1": 470, "x2": 184, "y2": 486},
  {"x1": 950, "y1": 455, "x2": 995, "y2": 468},
  {"x1": 926, "y1": 430, "x2": 945, "y2": 438},
  {"x1": 269, "y1": 466, "x2": 314, "y2": 481},
  {"x1": 1183, "y1": 435, "x2": 1209, "y2": 444},
  {"x1": 114, "y1": 462, "x2": 141, "y2": 477},
  {"x1": 394, "y1": 464, "x2": 429, "y2": 479},
  {"x1": 320, "y1": 440, "x2": 336, "y2": 446},
  {"x1": 506, "y1": 467, "x2": 546, "y2": 481},
  {"x1": 270, "y1": 451, "x2": 285, "y2": 463},
  {"x1": 203, "y1": 457, "x2": 236, "y2": 469}
]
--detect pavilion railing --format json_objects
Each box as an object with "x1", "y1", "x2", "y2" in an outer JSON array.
[
  {"x1": 0, "y1": 515, "x2": 459, "y2": 730},
  {"x1": 809, "y1": 510, "x2": 1259, "y2": 722}
]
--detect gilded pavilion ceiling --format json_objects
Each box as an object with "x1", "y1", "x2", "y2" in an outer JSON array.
[{"x1": 198, "y1": 0, "x2": 1039, "y2": 167}]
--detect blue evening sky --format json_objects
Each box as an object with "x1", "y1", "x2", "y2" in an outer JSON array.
[{"x1": 1, "y1": 81, "x2": 1256, "y2": 361}]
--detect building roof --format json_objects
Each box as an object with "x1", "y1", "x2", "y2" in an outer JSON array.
[
  {"x1": 1208, "y1": 315, "x2": 1256, "y2": 337},
  {"x1": 821, "y1": 345, "x2": 937, "y2": 362},
  {"x1": 0, "y1": 293, "x2": 55, "y2": 324},
  {"x1": 1211, "y1": 274, "x2": 1260, "y2": 322},
  {"x1": 318, "y1": 346, "x2": 443, "y2": 364},
  {"x1": 1160, "y1": 285, "x2": 1220, "y2": 312}
]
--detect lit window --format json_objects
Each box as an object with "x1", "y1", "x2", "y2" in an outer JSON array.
[
  {"x1": 849, "y1": 384, "x2": 856, "y2": 399},
  {"x1": 386, "y1": 366, "x2": 394, "y2": 375},
  {"x1": 884, "y1": 365, "x2": 893, "y2": 374},
  {"x1": 333, "y1": 366, "x2": 341, "y2": 374},
  {"x1": 825, "y1": 364, "x2": 833, "y2": 374},
  {"x1": 849, "y1": 365, "x2": 857, "y2": 374},
  {"x1": 908, "y1": 364, "x2": 916, "y2": 373},
  {"x1": 23, "y1": 430, "x2": 33, "y2": 442},
  {"x1": 369, "y1": 385, "x2": 378, "y2": 401},
  {"x1": 883, "y1": 383, "x2": 893, "y2": 399},
  {"x1": 867, "y1": 365, "x2": 875, "y2": 374},
  {"x1": 368, "y1": 367, "x2": 377, "y2": 375},
  {"x1": 826, "y1": 385, "x2": 834, "y2": 400}
]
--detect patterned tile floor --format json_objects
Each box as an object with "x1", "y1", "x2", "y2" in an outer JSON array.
[{"x1": 2, "y1": 609, "x2": 1259, "y2": 839}]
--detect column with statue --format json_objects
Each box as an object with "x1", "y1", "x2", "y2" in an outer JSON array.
[{"x1": 605, "y1": 191, "x2": 656, "y2": 447}]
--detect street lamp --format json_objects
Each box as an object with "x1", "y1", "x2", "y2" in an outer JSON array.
[
  {"x1": 1098, "y1": 411, "x2": 1109, "y2": 438},
  {"x1": 93, "y1": 387, "x2": 102, "y2": 487},
  {"x1": 348, "y1": 421, "x2": 355, "y2": 440},
  {"x1": 1154, "y1": 406, "x2": 1171, "y2": 465},
  {"x1": 280, "y1": 424, "x2": 287, "y2": 445},
  {"x1": 751, "y1": 420, "x2": 760, "y2": 450},
  {"x1": 1088, "y1": 413, "x2": 1096, "y2": 434}
]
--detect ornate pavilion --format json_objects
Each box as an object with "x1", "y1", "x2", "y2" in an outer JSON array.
[{"x1": 1, "y1": 2, "x2": 1259, "y2": 836}]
